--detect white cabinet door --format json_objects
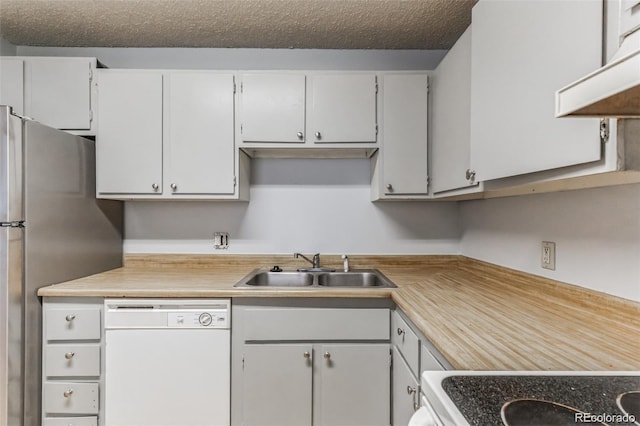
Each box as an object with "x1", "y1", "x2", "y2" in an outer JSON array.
[
  {"x1": 165, "y1": 73, "x2": 235, "y2": 195},
  {"x1": 381, "y1": 73, "x2": 428, "y2": 195},
  {"x1": 392, "y1": 347, "x2": 419, "y2": 426},
  {"x1": 242, "y1": 344, "x2": 313, "y2": 426},
  {"x1": 240, "y1": 73, "x2": 306, "y2": 143},
  {"x1": 26, "y1": 58, "x2": 93, "y2": 130},
  {"x1": 97, "y1": 71, "x2": 163, "y2": 195},
  {"x1": 469, "y1": 0, "x2": 602, "y2": 181},
  {"x1": 308, "y1": 74, "x2": 377, "y2": 143},
  {"x1": 431, "y1": 27, "x2": 475, "y2": 194},
  {"x1": 0, "y1": 58, "x2": 24, "y2": 115},
  {"x1": 316, "y1": 344, "x2": 390, "y2": 426}
]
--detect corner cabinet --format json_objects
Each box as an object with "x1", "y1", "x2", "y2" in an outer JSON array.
[
  {"x1": 96, "y1": 69, "x2": 242, "y2": 200},
  {"x1": 0, "y1": 56, "x2": 97, "y2": 135},
  {"x1": 469, "y1": 0, "x2": 603, "y2": 181},
  {"x1": 232, "y1": 299, "x2": 392, "y2": 426},
  {"x1": 371, "y1": 73, "x2": 429, "y2": 200}
]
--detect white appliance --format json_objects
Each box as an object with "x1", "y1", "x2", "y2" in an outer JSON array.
[
  {"x1": 104, "y1": 299, "x2": 231, "y2": 426},
  {"x1": 1, "y1": 105, "x2": 123, "y2": 426},
  {"x1": 410, "y1": 370, "x2": 640, "y2": 426}
]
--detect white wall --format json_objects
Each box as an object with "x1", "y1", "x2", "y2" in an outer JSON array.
[
  {"x1": 460, "y1": 184, "x2": 640, "y2": 302},
  {"x1": 0, "y1": 37, "x2": 16, "y2": 56},
  {"x1": 125, "y1": 159, "x2": 461, "y2": 254},
  {"x1": 16, "y1": 46, "x2": 446, "y2": 70}
]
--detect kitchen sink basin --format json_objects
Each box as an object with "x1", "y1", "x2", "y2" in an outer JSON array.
[
  {"x1": 317, "y1": 271, "x2": 393, "y2": 287},
  {"x1": 234, "y1": 269, "x2": 396, "y2": 288},
  {"x1": 242, "y1": 271, "x2": 314, "y2": 287}
]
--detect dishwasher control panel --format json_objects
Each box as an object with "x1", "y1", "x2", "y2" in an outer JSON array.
[{"x1": 167, "y1": 311, "x2": 228, "y2": 328}]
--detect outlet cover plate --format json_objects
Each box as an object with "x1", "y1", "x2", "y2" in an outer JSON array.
[
  {"x1": 214, "y1": 232, "x2": 229, "y2": 249},
  {"x1": 542, "y1": 241, "x2": 556, "y2": 270}
]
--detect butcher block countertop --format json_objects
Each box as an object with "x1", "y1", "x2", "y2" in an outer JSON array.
[{"x1": 38, "y1": 254, "x2": 640, "y2": 371}]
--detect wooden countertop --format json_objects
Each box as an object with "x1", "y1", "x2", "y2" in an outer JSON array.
[{"x1": 38, "y1": 254, "x2": 640, "y2": 371}]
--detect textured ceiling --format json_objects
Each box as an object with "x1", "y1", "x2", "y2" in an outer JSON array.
[{"x1": 0, "y1": 0, "x2": 475, "y2": 49}]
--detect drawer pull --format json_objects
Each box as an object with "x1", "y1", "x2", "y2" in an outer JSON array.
[
  {"x1": 64, "y1": 352, "x2": 75, "y2": 360},
  {"x1": 63, "y1": 389, "x2": 74, "y2": 398},
  {"x1": 65, "y1": 314, "x2": 76, "y2": 322},
  {"x1": 397, "y1": 327, "x2": 405, "y2": 336}
]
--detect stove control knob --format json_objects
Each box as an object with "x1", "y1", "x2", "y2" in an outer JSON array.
[{"x1": 199, "y1": 313, "x2": 213, "y2": 326}]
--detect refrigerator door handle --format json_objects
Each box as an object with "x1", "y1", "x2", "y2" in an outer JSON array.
[{"x1": 0, "y1": 221, "x2": 24, "y2": 228}]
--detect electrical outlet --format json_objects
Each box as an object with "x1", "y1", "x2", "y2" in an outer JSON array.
[
  {"x1": 541, "y1": 241, "x2": 556, "y2": 270},
  {"x1": 214, "y1": 232, "x2": 229, "y2": 249}
]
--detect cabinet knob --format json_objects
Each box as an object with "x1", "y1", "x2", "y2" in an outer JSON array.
[
  {"x1": 63, "y1": 389, "x2": 74, "y2": 398},
  {"x1": 386, "y1": 184, "x2": 394, "y2": 192},
  {"x1": 323, "y1": 352, "x2": 331, "y2": 360},
  {"x1": 297, "y1": 132, "x2": 304, "y2": 140},
  {"x1": 465, "y1": 169, "x2": 476, "y2": 181},
  {"x1": 65, "y1": 314, "x2": 76, "y2": 322},
  {"x1": 64, "y1": 352, "x2": 75, "y2": 360},
  {"x1": 315, "y1": 131, "x2": 322, "y2": 140},
  {"x1": 303, "y1": 351, "x2": 311, "y2": 359},
  {"x1": 170, "y1": 183, "x2": 177, "y2": 191},
  {"x1": 407, "y1": 385, "x2": 416, "y2": 395},
  {"x1": 152, "y1": 183, "x2": 159, "y2": 191},
  {"x1": 396, "y1": 327, "x2": 405, "y2": 336}
]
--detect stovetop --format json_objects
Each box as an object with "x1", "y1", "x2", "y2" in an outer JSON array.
[{"x1": 441, "y1": 375, "x2": 640, "y2": 426}]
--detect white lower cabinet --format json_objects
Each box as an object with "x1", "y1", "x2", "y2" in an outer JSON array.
[
  {"x1": 392, "y1": 346, "x2": 419, "y2": 426},
  {"x1": 44, "y1": 416, "x2": 98, "y2": 426},
  {"x1": 42, "y1": 298, "x2": 103, "y2": 425},
  {"x1": 233, "y1": 300, "x2": 392, "y2": 426}
]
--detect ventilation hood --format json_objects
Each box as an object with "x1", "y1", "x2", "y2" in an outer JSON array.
[{"x1": 556, "y1": 29, "x2": 640, "y2": 118}]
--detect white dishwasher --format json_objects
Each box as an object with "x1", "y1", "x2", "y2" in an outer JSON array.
[{"x1": 104, "y1": 299, "x2": 230, "y2": 426}]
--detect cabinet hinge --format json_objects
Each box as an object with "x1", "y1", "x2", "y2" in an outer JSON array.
[
  {"x1": 240, "y1": 124, "x2": 243, "y2": 134},
  {"x1": 240, "y1": 82, "x2": 243, "y2": 93},
  {"x1": 233, "y1": 80, "x2": 237, "y2": 94},
  {"x1": 233, "y1": 176, "x2": 237, "y2": 187},
  {"x1": 89, "y1": 64, "x2": 93, "y2": 81},
  {"x1": 375, "y1": 76, "x2": 379, "y2": 94},
  {"x1": 242, "y1": 355, "x2": 245, "y2": 370},
  {"x1": 89, "y1": 109, "x2": 93, "y2": 123},
  {"x1": 426, "y1": 176, "x2": 430, "y2": 187},
  {"x1": 600, "y1": 118, "x2": 609, "y2": 143},
  {"x1": 389, "y1": 350, "x2": 393, "y2": 368},
  {"x1": 375, "y1": 124, "x2": 379, "y2": 136}
]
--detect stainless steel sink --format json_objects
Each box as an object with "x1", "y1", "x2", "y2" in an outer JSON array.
[
  {"x1": 317, "y1": 271, "x2": 394, "y2": 287},
  {"x1": 242, "y1": 271, "x2": 314, "y2": 287},
  {"x1": 234, "y1": 269, "x2": 396, "y2": 288}
]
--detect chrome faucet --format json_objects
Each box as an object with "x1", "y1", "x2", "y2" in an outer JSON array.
[{"x1": 294, "y1": 252, "x2": 321, "y2": 269}]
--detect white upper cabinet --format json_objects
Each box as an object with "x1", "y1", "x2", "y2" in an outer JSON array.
[
  {"x1": 238, "y1": 72, "x2": 378, "y2": 147},
  {"x1": 469, "y1": 0, "x2": 603, "y2": 181},
  {"x1": 0, "y1": 57, "x2": 96, "y2": 133},
  {"x1": 97, "y1": 70, "x2": 238, "y2": 199},
  {"x1": 380, "y1": 73, "x2": 429, "y2": 196},
  {"x1": 308, "y1": 74, "x2": 377, "y2": 143},
  {"x1": 431, "y1": 27, "x2": 476, "y2": 194},
  {"x1": 97, "y1": 70, "x2": 163, "y2": 195},
  {"x1": 239, "y1": 73, "x2": 306, "y2": 143},
  {"x1": 165, "y1": 72, "x2": 235, "y2": 195}
]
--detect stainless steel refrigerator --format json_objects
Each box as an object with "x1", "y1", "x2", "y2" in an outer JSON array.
[{"x1": 1, "y1": 105, "x2": 123, "y2": 426}]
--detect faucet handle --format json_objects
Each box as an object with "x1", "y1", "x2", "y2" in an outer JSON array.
[{"x1": 342, "y1": 254, "x2": 350, "y2": 272}]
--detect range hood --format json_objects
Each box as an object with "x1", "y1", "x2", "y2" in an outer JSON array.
[{"x1": 556, "y1": 9, "x2": 640, "y2": 118}]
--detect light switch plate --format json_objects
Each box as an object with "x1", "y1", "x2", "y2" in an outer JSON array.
[{"x1": 542, "y1": 241, "x2": 556, "y2": 270}]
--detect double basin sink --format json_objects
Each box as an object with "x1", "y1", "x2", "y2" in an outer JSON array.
[{"x1": 234, "y1": 269, "x2": 397, "y2": 289}]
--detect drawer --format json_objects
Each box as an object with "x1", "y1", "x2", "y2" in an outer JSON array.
[
  {"x1": 43, "y1": 382, "x2": 99, "y2": 415},
  {"x1": 45, "y1": 344, "x2": 100, "y2": 377},
  {"x1": 45, "y1": 307, "x2": 101, "y2": 341},
  {"x1": 244, "y1": 308, "x2": 389, "y2": 340},
  {"x1": 420, "y1": 343, "x2": 444, "y2": 371},
  {"x1": 391, "y1": 310, "x2": 420, "y2": 377},
  {"x1": 44, "y1": 416, "x2": 97, "y2": 426}
]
